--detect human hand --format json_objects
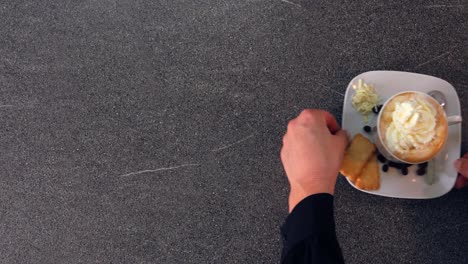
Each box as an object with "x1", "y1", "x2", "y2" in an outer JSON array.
[
  {"x1": 454, "y1": 153, "x2": 468, "y2": 189},
  {"x1": 281, "y1": 110, "x2": 349, "y2": 212}
]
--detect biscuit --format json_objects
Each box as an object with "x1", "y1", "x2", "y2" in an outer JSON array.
[
  {"x1": 340, "y1": 133, "x2": 375, "y2": 182},
  {"x1": 355, "y1": 154, "x2": 380, "y2": 190}
]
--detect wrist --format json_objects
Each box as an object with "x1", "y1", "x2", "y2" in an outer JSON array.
[{"x1": 288, "y1": 181, "x2": 334, "y2": 212}]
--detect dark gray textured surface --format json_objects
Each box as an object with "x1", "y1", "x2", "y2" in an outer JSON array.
[{"x1": 0, "y1": 0, "x2": 467, "y2": 263}]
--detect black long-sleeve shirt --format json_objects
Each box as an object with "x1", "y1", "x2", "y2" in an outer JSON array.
[{"x1": 280, "y1": 194, "x2": 344, "y2": 264}]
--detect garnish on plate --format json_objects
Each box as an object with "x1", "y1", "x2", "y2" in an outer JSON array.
[{"x1": 352, "y1": 79, "x2": 380, "y2": 123}]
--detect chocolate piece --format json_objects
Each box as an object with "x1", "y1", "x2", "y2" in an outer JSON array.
[
  {"x1": 416, "y1": 168, "x2": 426, "y2": 176},
  {"x1": 377, "y1": 154, "x2": 387, "y2": 163},
  {"x1": 401, "y1": 167, "x2": 409, "y2": 176},
  {"x1": 382, "y1": 164, "x2": 389, "y2": 172},
  {"x1": 372, "y1": 104, "x2": 383, "y2": 114}
]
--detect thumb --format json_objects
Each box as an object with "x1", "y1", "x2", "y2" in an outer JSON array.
[
  {"x1": 334, "y1": 129, "x2": 349, "y2": 153},
  {"x1": 454, "y1": 158, "x2": 468, "y2": 178}
]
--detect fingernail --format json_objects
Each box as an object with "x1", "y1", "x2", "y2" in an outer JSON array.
[{"x1": 454, "y1": 159, "x2": 462, "y2": 171}]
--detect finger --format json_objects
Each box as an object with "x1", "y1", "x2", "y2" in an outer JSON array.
[
  {"x1": 280, "y1": 146, "x2": 286, "y2": 162},
  {"x1": 296, "y1": 109, "x2": 319, "y2": 124},
  {"x1": 319, "y1": 110, "x2": 341, "y2": 134},
  {"x1": 296, "y1": 109, "x2": 340, "y2": 133},
  {"x1": 454, "y1": 159, "x2": 468, "y2": 178},
  {"x1": 463, "y1": 153, "x2": 468, "y2": 159},
  {"x1": 334, "y1": 129, "x2": 349, "y2": 152},
  {"x1": 286, "y1": 118, "x2": 297, "y2": 132},
  {"x1": 454, "y1": 175, "x2": 465, "y2": 189}
]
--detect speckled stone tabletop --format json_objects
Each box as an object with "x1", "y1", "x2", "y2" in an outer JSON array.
[{"x1": 0, "y1": 1, "x2": 467, "y2": 263}]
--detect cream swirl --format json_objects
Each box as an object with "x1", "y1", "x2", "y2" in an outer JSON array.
[{"x1": 385, "y1": 98, "x2": 437, "y2": 153}]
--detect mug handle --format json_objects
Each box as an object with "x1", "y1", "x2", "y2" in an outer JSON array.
[{"x1": 447, "y1": 115, "x2": 462, "y2": 125}]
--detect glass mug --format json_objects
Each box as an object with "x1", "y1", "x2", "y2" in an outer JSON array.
[{"x1": 375, "y1": 91, "x2": 462, "y2": 164}]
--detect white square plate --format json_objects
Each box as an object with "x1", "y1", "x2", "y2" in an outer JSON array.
[{"x1": 342, "y1": 71, "x2": 462, "y2": 199}]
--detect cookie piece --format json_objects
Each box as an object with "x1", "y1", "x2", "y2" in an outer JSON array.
[
  {"x1": 355, "y1": 154, "x2": 380, "y2": 190},
  {"x1": 340, "y1": 133, "x2": 376, "y2": 182}
]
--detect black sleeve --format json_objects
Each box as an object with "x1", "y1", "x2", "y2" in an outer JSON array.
[{"x1": 280, "y1": 193, "x2": 344, "y2": 264}]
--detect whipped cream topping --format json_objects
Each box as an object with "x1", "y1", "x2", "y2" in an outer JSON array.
[{"x1": 385, "y1": 98, "x2": 437, "y2": 153}]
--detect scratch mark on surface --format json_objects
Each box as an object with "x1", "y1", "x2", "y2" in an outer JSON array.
[
  {"x1": 328, "y1": 87, "x2": 345, "y2": 96},
  {"x1": 212, "y1": 134, "x2": 255, "y2": 152},
  {"x1": 424, "y1": 4, "x2": 466, "y2": 8},
  {"x1": 414, "y1": 50, "x2": 452, "y2": 69},
  {"x1": 315, "y1": 82, "x2": 345, "y2": 97},
  {"x1": 281, "y1": 0, "x2": 302, "y2": 8},
  {"x1": 120, "y1": 163, "x2": 201, "y2": 177},
  {"x1": 0, "y1": 105, "x2": 14, "y2": 108}
]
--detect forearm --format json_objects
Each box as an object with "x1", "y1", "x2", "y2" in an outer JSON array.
[{"x1": 281, "y1": 194, "x2": 344, "y2": 264}]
